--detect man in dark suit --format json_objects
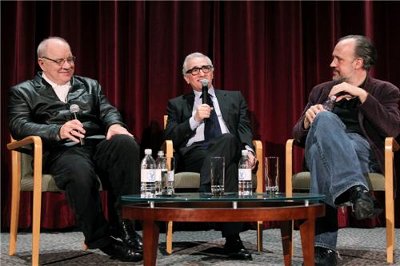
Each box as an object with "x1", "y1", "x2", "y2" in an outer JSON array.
[{"x1": 164, "y1": 52, "x2": 257, "y2": 260}]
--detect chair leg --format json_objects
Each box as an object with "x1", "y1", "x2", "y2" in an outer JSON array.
[
  {"x1": 386, "y1": 193, "x2": 395, "y2": 263},
  {"x1": 32, "y1": 164, "x2": 43, "y2": 266},
  {"x1": 384, "y1": 138, "x2": 395, "y2": 265},
  {"x1": 9, "y1": 184, "x2": 20, "y2": 257},
  {"x1": 9, "y1": 151, "x2": 21, "y2": 256},
  {"x1": 9, "y1": 190, "x2": 20, "y2": 256},
  {"x1": 257, "y1": 221, "x2": 263, "y2": 252},
  {"x1": 166, "y1": 221, "x2": 173, "y2": 254},
  {"x1": 32, "y1": 189, "x2": 42, "y2": 266}
]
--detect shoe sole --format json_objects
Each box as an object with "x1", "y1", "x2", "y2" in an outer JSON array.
[{"x1": 227, "y1": 253, "x2": 253, "y2": 260}]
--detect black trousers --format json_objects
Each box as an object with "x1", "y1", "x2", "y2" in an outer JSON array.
[
  {"x1": 183, "y1": 133, "x2": 243, "y2": 237},
  {"x1": 44, "y1": 135, "x2": 140, "y2": 249}
]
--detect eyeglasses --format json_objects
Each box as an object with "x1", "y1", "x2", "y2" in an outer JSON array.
[
  {"x1": 41, "y1": 56, "x2": 76, "y2": 66},
  {"x1": 186, "y1": 65, "x2": 213, "y2": 76}
]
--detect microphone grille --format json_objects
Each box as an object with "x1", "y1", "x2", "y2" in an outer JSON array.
[
  {"x1": 200, "y1": 79, "x2": 208, "y2": 87},
  {"x1": 69, "y1": 104, "x2": 80, "y2": 113}
]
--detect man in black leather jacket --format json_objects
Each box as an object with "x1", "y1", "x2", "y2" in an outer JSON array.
[{"x1": 8, "y1": 36, "x2": 143, "y2": 262}]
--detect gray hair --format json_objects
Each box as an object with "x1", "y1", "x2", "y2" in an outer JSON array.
[
  {"x1": 182, "y1": 52, "x2": 213, "y2": 75},
  {"x1": 37, "y1": 36, "x2": 70, "y2": 58},
  {"x1": 339, "y1": 35, "x2": 377, "y2": 70}
]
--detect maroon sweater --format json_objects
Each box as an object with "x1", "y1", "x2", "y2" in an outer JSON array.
[{"x1": 293, "y1": 76, "x2": 400, "y2": 172}]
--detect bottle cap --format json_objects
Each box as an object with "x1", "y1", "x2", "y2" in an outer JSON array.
[
  {"x1": 157, "y1": 150, "x2": 164, "y2": 156},
  {"x1": 145, "y1": 149, "x2": 152, "y2": 155},
  {"x1": 241, "y1": 150, "x2": 248, "y2": 156}
]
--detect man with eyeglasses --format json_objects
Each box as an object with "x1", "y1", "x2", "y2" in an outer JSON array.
[
  {"x1": 164, "y1": 52, "x2": 257, "y2": 260},
  {"x1": 8, "y1": 37, "x2": 143, "y2": 262}
]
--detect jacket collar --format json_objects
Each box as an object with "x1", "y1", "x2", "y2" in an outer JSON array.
[{"x1": 33, "y1": 72, "x2": 86, "y2": 101}]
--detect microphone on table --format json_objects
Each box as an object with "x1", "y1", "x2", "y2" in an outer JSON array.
[
  {"x1": 200, "y1": 79, "x2": 209, "y2": 104},
  {"x1": 69, "y1": 104, "x2": 84, "y2": 145}
]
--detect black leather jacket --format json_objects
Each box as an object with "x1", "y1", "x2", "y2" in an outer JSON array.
[{"x1": 8, "y1": 72, "x2": 125, "y2": 149}]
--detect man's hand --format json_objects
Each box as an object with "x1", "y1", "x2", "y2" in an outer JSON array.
[
  {"x1": 303, "y1": 104, "x2": 325, "y2": 129},
  {"x1": 106, "y1": 124, "x2": 134, "y2": 140},
  {"x1": 59, "y1": 119, "x2": 86, "y2": 143},
  {"x1": 194, "y1": 104, "x2": 213, "y2": 122},
  {"x1": 248, "y1": 152, "x2": 257, "y2": 170},
  {"x1": 329, "y1": 81, "x2": 368, "y2": 103}
]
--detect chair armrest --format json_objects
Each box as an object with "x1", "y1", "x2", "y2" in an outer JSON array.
[
  {"x1": 285, "y1": 139, "x2": 295, "y2": 195},
  {"x1": 385, "y1": 137, "x2": 399, "y2": 196},
  {"x1": 7, "y1": 136, "x2": 43, "y2": 172},
  {"x1": 252, "y1": 140, "x2": 263, "y2": 193},
  {"x1": 8, "y1": 136, "x2": 44, "y2": 195},
  {"x1": 7, "y1": 136, "x2": 42, "y2": 152},
  {"x1": 386, "y1": 137, "x2": 399, "y2": 153}
]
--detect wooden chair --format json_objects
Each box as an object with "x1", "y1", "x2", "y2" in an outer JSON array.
[
  {"x1": 162, "y1": 115, "x2": 264, "y2": 254},
  {"x1": 285, "y1": 137, "x2": 399, "y2": 264},
  {"x1": 7, "y1": 136, "x2": 103, "y2": 266}
]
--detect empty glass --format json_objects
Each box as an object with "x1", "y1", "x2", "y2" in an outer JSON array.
[
  {"x1": 163, "y1": 157, "x2": 175, "y2": 195},
  {"x1": 265, "y1": 156, "x2": 279, "y2": 193},
  {"x1": 210, "y1": 156, "x2": 225, "y2": 196}
]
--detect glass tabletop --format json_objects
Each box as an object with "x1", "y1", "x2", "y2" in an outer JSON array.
[{"x1": 121, "y1": 192, "x2": 325, "y2": 203}]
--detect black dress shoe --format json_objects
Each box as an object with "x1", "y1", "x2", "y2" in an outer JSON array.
[
  {"x1": 224, "y1": 235, "x2": 252, "y2": 260},
  {"x1": 100, "y1": 237, "x2": 143, "y2": 262},
  {"x1": 315, "y1": 246, "x2": 337, "y2": 266},
  {"x1": 350, "y1": 185, "x2": 383, "y2": 220},
  {"x1": 117, "y1": 219, "x2": 143, "y2": 252}
]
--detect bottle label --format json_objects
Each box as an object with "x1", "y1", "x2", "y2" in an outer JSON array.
[
  {"x1": 155, "y1": 169, "x2": 162, "y2": 181},
  {"x1": 238, "y1": 169, "x2": 252, "y2": 181},
  {"x1": 168, "y1": 170, "x2": 174, "y2": 182},
  {"x1": 141, "y1": 169, "x2": 156, "y2": 182}
]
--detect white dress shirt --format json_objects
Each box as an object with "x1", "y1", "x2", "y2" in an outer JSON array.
[
  {"x1": 42, "y1": 73, "x2": 71, "y2": 103},
  {"x1": 186, "y1": 88, "x2": 229, "y2": 147}
]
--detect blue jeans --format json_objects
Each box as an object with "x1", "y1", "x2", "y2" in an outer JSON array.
[{"x1": 305, "y1": 111, "x2": 377, "y2": 250}]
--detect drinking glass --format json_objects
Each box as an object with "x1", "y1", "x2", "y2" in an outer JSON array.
[
  {"x1": 210, "y1": 156, "x2": 225, "y2": 196},
  {"x1": 163, "y1": 157, "x2": 175, "y2": 195},
  {"x1": 265, "y1": 156, "x2": 279, "y2": 193}
]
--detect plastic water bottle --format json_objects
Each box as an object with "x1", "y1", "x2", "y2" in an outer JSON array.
[
  {"x1": 323, "y1": 95, "x2": 337, "y2": 111},
  {"x1": 155, "y1": 150, "x2": 167, "y2": 195},
  {"x1": 140, "y1": 149, "x2": 156, "y2": 197},
  {"x1": 238, "y1": 150, "x2": 252, "y2": 196}
]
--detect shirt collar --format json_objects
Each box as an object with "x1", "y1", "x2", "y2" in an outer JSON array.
[
  {"x1": 42, "y1": 73, "x2": 71, "y2": 89},
  {"x1": 193, "y1": 87, "x2": 216, "y2": 98}
]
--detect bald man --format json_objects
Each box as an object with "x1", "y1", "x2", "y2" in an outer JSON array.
[{"x1": 9, "y1": 37, "x2": 142, "y2": 262}]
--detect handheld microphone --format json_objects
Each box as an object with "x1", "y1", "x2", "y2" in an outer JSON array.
[
  {"x1": 69, "y1": 104, "x2": 84, "y2": 145},
  {"x1": 200, "y1": 79, "x2": 209, "y2": 104},
  {"x1": 69, "y1": 104, "x2": 80, "y2": 120}
]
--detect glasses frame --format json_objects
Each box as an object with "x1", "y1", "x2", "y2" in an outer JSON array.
[
  {"x1": 186, "y1": 65, "x2": 213, "y2": 76},
  {"x1": 40, "y1": 56, "x2": 76, "y2": 66}
]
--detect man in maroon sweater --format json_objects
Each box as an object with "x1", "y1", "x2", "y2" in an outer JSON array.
[{"x1": 293, "y1": 35, "x2": 400, "y2": 265}]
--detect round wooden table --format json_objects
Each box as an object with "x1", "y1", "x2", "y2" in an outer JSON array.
[{"x1": 122, "y1": 193, "x2": 325, "y2": 266}]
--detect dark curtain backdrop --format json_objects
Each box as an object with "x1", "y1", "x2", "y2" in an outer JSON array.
[{"x1": 2, "y1": 1, "x2": 400, "y2": 229}]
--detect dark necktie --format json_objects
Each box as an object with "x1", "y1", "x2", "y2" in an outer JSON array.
[{"x1": 202, "y1": 93, "x2": 222, "y2": 141}]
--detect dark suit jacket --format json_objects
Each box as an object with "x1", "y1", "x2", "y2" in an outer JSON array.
[{"x1": 164, "y1": 89, "x2": 254, "y2": 155}]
